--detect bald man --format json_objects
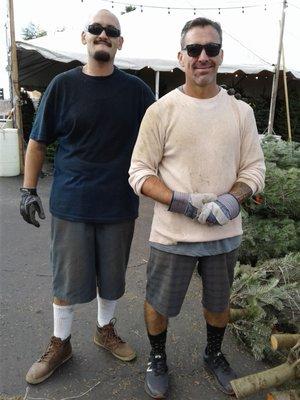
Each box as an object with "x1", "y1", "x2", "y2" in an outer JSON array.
[{"x1": 22, "y1": 9, "x2": 154, "y2": 384}]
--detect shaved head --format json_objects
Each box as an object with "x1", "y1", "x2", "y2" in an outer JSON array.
[{"x1": 85, "y1": 9, "x2": 121, "y2": 31}]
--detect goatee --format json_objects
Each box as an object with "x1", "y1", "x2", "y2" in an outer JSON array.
[{"x1": 94, "y1": 51, "x2": 110, "y2": 62}]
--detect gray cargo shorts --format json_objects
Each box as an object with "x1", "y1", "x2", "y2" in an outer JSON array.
[
  {"x1": 51, "y1": 216, "x2": 135, "y2": 305},
  {"x1": 146, "y1": 247, "x2": 239, "y2": 317}
]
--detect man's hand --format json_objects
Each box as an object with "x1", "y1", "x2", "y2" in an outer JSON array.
[
  {"x1": 20, "y1": 188, "x2": 45, "y2": 227},
  {"x1": 168, "y1": 192, "x2": 217, "y2": 219},
  {"x1": 198, "y1": 194, "x2": 240, "y2": 226}
]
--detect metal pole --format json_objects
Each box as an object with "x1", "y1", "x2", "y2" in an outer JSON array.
[
  {"x1": 8, "y1": 0, "x2": 24, "y2": 173},
  {"x1": 267, "y1": 0, "x2": 287, "y2": 135},
  {"x1": 155, "y1": 70, "x2": 160, "y2": 100},
  {"x1": 281, "y1": 39, "x2": 292, "y2": 142}
]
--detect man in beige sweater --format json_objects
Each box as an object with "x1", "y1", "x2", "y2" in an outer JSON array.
[{"x1": 129, "y1": 17, "x2": 265, "y2": 399}]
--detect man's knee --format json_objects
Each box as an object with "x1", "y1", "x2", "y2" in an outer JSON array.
[
  {"x1": 204, "y1": 307, "x2": 230, "y2": 327},
  {"x1": 53, "y1": 297, "x2": 70, "y2": 306}
]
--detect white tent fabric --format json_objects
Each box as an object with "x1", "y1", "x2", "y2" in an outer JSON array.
[{"x1": 16, "y1": 3, "x2": 300, "y2": 78}]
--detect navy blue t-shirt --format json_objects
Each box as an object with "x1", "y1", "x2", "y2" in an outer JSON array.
[{"x1": 30, "y1": 67, "x2": 155, "y2": 223}]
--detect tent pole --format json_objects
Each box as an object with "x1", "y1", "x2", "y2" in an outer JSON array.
[
  {"x1": 155, "y1": 71, "x2": 160, "y2": 100},
  {"x1": 8, "y1": 0, "x2": 24, "y2": 173},
  {"x1": 281, "y1": 40, "x2": 292, "y2": 142},
  {"x1": 267, "y1": 0, "x2": 287, "y2": 135}
]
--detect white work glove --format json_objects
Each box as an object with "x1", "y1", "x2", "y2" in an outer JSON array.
[
  {"x1": 168, "y1": 191, "x2": 217, "y2": 219},
  {"x1": 198, "y1": 194, "x2": 240, "y2": 226}
]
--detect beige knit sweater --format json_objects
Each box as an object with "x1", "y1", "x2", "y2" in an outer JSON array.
[{"x1": 129, "y1": 88, "x2": 265, "y2": 245}]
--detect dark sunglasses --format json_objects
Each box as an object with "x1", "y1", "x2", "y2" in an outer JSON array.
[
  {"x1": 87, "y1": 23, "x2": 121, "y2": 38},
  {"x1": 184, "y1": 43, "x2": 221, "y2": 58}
]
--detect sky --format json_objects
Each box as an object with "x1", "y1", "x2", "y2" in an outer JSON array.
[{"x1": 1, "y1": 0, "x2": 298, "y2": 99}]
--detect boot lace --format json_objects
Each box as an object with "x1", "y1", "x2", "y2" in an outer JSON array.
[
  {"x1": 39, "y1": 337, "x2": 62, "y2": 362},
  {"x1": 104, "y1": 318, "x2": 125, "y2": 347}
]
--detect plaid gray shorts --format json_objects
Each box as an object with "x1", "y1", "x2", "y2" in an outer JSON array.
[
  {"x1": 146, "y1": 247, "x2": 239, "y2": 317},
  {"x1": 51, "y1": 216, "x2": 134, "y2": 305}
]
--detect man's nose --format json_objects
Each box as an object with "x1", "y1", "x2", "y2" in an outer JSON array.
[
  {"x1": 197, "y1": 49, "x2": 210, "y2": 61},
  {"x1": 98, "y1": 29, "x2": 108, "y2": 39}
]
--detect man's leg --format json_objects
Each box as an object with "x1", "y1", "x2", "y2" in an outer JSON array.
[
  {"x1": 93, "y1": 220, "x2": 136, "y2": 361},
  {"x1": 199, "y1": 249, "x2": 239, "y2": 395},
  {"x1": 26, "y1": 217, "x2": 96, "y2": 384},
  {"x1": 25, "y1": 297, "x2": 74, "y2": 385},
  {"x1": 144, "y1": 300, "x2": 168, "y2": 399},
  {"x1": 144, "y1": 248, "x2": 196, "y2": 399}
]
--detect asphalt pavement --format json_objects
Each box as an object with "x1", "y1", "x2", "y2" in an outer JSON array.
[{"x1": 0, "y1": 172, "x2": 268, "y2": 400}]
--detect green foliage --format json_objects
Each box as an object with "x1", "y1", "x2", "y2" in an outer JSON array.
[
  {"x1": 22, "y1": 22, "x2": 47, "y2": 40},
  {"x1": 230, "y1": 253, "x2": 300, "y2": 360},
  {"x1": 239, "y1": 137, "x2": 300, "y2": 265},
  {"x1": 260, "y1": 136, "x2": 300, "y2": 169},
  {"x1": 243, "y1": 163, "x2": 300, "y2": 220},
  {"x1": 239, "y1": 215, "x2": 298, "y2": 266}
]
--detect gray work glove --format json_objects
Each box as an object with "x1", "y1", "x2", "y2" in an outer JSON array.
[
  {"x1": 198, "y1": 193, "x2": 240, "y2": 226},
  {"x1": 168, "y1": 191, "x2": 217, "y2": 219},
  {"x1": 20, "y1": 188, "x2": 45, "y2": 227}
]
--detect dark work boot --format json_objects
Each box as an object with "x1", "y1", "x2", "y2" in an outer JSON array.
[
  {"x1": 203, "y1": 348, "x2": 237, "y2": 395},
  {"x1": 145, "y1": 351, "x2": 169, "y2": 399}
]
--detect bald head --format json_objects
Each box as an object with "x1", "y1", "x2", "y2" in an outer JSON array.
[{"x1": 85, "y1": 9, "x2": 121, "y2": 31}]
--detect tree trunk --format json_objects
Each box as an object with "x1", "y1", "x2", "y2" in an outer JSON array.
[
  {"x1": 271, "y1": 334, "x2": 300, "y2": 350},
  {"x1": 230, "y1": 360, "x2": 300, "y2": 398}
]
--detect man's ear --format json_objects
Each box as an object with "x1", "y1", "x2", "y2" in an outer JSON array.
[
  {"x1": 177, "y1": 51, "x2": 185, "y2": 68},
  {"x1": 117, "y1": 36, "x2": 124, "y2": 50},
  {"x1": 81, "y1": 31, "x2": 87, "y2": 45},
  {"x1": 219, "y1": 49, "x2": 224, "y2": 65}
]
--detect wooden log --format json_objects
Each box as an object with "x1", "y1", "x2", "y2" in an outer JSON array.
[
  {"x1": 229, "y1": 308, "x2": 250, "y2": 322},
  {"x1": 267, "y1": 389, "x2": 300, "y2": 400},
  {"x1": 271, "y1": 334, "x2": 300, "y2": 351},
  {"x1": 230, "y1": 360, "x2": 300, "y2": 398}
]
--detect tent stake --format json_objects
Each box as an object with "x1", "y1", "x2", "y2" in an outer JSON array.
[
  {"x1": 281, "y1": 42, "x2": 292, "y2": 142},
  {"x1": 267, "y1": 0, "x2": 287, "y2": 135}
]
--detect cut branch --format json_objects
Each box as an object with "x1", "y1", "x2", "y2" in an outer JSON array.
[
  {"x1": 267, "y1": 389, "x2": 300, "y2": 400},
  {"x1": 230, "y1": 360, "x2": 300, "y2": 398},
  {"x1": 271, "y1": 334, "x2": 300, "y2": 351}
]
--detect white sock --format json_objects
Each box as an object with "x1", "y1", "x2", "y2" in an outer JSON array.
[
  {"x1": 53, "y1": 303, "x2": 74, "y2": 340},
  {"x1": 97, "y1": 295, "x2": 117, "y2": 327}
]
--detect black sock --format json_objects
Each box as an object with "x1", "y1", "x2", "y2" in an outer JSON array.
[
  {"x1": 148, "y1": 330, "x2": 167, "y2": 355},
  {"x1": 206, "y1": 323, "x2": 226, "y2": 355}
]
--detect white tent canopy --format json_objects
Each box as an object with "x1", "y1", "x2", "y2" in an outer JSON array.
[{"x1": 16, "y1": 2, "x2": 300, "y2": 78}]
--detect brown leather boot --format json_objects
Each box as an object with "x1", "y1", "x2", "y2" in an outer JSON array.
[
  {"x1": 26, "y1": 335, "x2": 72, "y2": 384},
  {"x1": 94, "y1": 318, "x2": 136, "y2": 361}
]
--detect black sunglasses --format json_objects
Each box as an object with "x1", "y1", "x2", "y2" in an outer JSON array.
[
  {"x1": 183, "y1": 43, "x2": 221, "y2": 58},
  {"x1": 87, "y1": 23, "x2": 121, "y2": 38}
]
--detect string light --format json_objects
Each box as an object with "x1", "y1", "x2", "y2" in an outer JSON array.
[
  {"x1": 140, "y1": 4, "x2": 143, "y2": 12},
  {"x1": 97, "y1": 1, "x2": 264, "y2": 13},
  {"x1": 193, "y1": 8, "x2": 196, "y2": 16}
]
